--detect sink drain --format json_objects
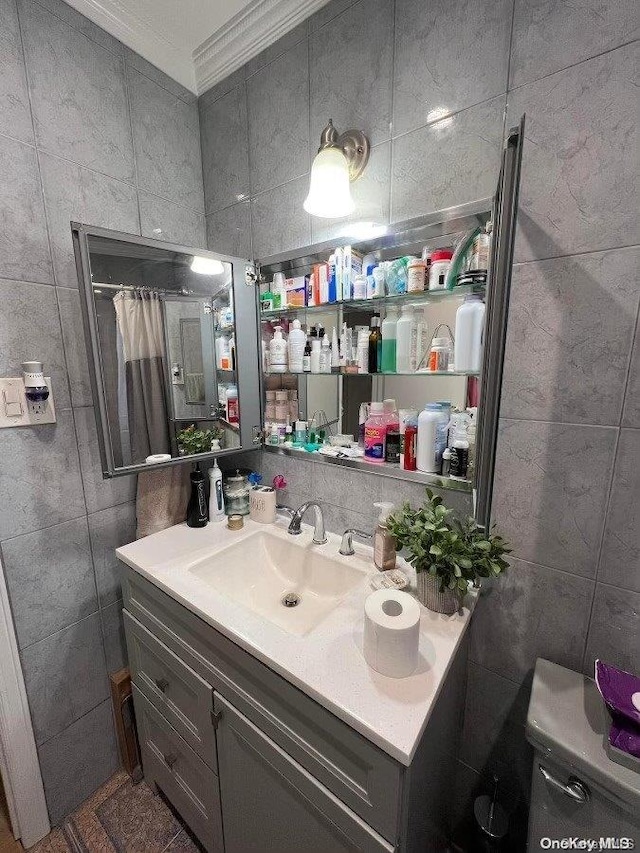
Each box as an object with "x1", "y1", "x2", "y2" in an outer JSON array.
[{"x1": 282, "y1": 592, "x2": 300, "y2": 608}]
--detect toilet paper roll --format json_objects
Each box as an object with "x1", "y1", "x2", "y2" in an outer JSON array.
[{"x1": 363, "y1": 589, "x2": 421, "y2": 678}]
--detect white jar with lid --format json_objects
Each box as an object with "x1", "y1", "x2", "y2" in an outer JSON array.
[
  {"x1": 428, "y1": 250, "x2": 453, "y2": 291},
  {"x1": 407, "y1": 259, "x2": 427, "y2": 293},
  {"x1": 428, "y1": 337, "x2": 451, "y2": 372}
]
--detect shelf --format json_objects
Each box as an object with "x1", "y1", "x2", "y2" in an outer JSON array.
[
  {"x1": 217, "y1": 368, "x2": 236, "y2": 378},
  {"x1": 263, "y1": 370, "x2": 478, "y2": 378},
  {"x1": 263, "y1": 443, "x2": 473, "y2": 494},
  {"x1": 260, "y1": 284, "x2": 482, "y2": 319}
]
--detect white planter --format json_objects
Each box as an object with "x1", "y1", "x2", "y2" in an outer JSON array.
[{"x1": 416, "y1": 571, "x2": 462, "y2": 615}]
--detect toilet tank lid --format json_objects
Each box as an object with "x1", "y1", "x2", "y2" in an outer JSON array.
[{"x1": 526, "y1": 659, "x2": 640, "y2": 812}]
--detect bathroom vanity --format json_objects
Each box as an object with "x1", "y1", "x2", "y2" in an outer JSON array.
[{"x1": 117, "y1": 519, "x2": 473, "y2": 852}]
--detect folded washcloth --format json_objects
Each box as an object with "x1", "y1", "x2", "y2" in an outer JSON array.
[{"x1": 595, "y1": 660, "x2": 640, "y2": 760}]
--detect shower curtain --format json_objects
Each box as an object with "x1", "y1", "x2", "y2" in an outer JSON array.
[{"x1": 113, "y1": 290, "x2": 170, "y2": 464}]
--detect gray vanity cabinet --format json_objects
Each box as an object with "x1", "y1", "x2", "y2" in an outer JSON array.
[{"x1": 122, "y1": 564, "x2": 467, "y2": 852}]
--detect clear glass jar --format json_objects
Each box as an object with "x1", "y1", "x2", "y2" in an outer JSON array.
[{"x1": 223, "y1": 472, "x2": 250, "y2": 515}]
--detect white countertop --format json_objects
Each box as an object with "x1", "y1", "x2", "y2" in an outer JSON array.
[{"x1": 116, "y1": 517, "x2": 475, "y2": 766}]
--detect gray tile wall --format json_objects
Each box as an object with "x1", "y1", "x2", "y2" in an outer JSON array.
[
  {"x1": 0, "y1": 0, "x2": 204, "y2": 827},
  {"x1": 201, "y1": 0, "x2": 640, "y2": 846}
]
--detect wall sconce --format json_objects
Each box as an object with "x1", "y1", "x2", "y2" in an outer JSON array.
[{"x1": 303, "y1": 119, "x2": 370, "y2": 219}]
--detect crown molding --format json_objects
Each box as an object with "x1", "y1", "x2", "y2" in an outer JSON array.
[
  {"x1": 64, "y1": 0, "x2": 197, "y2": 92},
  {"x1": 193, "y1": 0, "x2": 329, "y2": 95}
]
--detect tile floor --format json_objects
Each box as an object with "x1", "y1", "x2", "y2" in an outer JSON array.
[{"x1": 2, "y1": 771, "x2": 202, "y2": 853}]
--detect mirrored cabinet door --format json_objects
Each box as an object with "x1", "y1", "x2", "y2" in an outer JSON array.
[{"x1": 72, "y1": 225, "x2": 260, "y2": 477}]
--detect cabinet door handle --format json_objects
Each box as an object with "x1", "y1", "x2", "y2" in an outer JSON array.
[
  {"x1": 539, "y1": 765, "x2": 589, "y2": 803},
  {"x1": 163, "y1": 752, "x2": 178, "y2": 769},
  {"x1": 155, "y1": 677, "x2": 169, "y2": 692},
  {"x1": 210, "y1": 709, "x2": 223, "y2": 729}
]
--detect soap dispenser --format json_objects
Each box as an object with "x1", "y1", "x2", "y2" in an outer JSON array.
[{"x1": 373, "y1": 502, "x2": 396, "y2": 571}]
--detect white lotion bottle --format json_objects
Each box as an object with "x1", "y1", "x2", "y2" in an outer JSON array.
[
  {"x1": 396, "y1": 305, "x2": 417, "y2": 372},
  {"x1": 269, "y1": 326, "x2": 287, "y2": 373},
  {"x1": 209, "y1": 459, "x2": 225, "y2": 521},
  {"x1": 454, "y1": 294, "x2": 486, "y2": 372},
  {"x1": 287, "y1": 319, "x2": 306, "y2": 373}
]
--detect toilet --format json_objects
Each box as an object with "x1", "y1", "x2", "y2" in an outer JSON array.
[{"x1": 527, "y1": 659, "x2": 640, "y2": 847}]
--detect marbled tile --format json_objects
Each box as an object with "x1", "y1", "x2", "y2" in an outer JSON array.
[
  {"x1": 508, "y1": 43, "x2": 640, "y2": 262},
  {"x1": 32, "y1": 0, "x2": 124, "y2": 56},
  {"x1": 0, "y1": 135, "x2": 52, "y2": 283},
  {"x1": 206, "y1": 203, "x2": 251, "y2": 258},
  {"x1": 38, "y1": 700, "x2": 118, "y2": 826},
  {"x1": 73, "y1": 407, "x2": 137, "y2": 513},
  {"x1": 100, "y1": 601, "x2": 127, "y2": 673},
  {"x1": 200, "y1": 83, "x2": 250, "y2": 214},
  {"x1": 583, "y1": 584, "x2": 640, "y2": 675},
  {"x1": 501, "y1": 248, "x2": 640, "y2": 424},
  {"x1": 124, "y1": 47, "x2": 195, "y2": 104},
  {"x1": 391, "y1": 97, "x2": 504, "y2": 222},
  {"x1": 311, "y1": 464, "x2": 382, "y2": 512},
  {"x1": 0, "y1": 409, "x2": 85, "y2": 540},
  {"x1": 139, "y1": 192, "x2": 206, "y2": 248},
  {"x1": 309, "y1": 0, "x2": 359, "y2": 32},
  {"x1": 198, "y1": 67, "x2": 245, "y2": 113},
  {"x1": 251, "y1": 176, "x2": 311, "y2": 259},
  {"x1": 598, "y1": 429, "x2": 640, "y2": 593},
  {"x1": 88, "y1": 501, "x2": 137, "y2": 607},
  {"x1": 248, "y1": 39, "x2": 309, "y2": 196},
  {"x1": 18, "y1": 0, "x2": 134, "y2": 181},
  {"x1": 320, "y1": 501, "x2": 380, "y2": 537},
  {"x1": 0, "y1": 0, "x2": 34, "y2": 143},
  {"x1": 2, "y1": 517, "x2": 97, "y2": 649},
  {"x1": 22, "y1": 612, "x2": 109, "y2": 744},
  {"x1": 459, "y1": 663, "x2": 531, "y2": 790},
  {"x1": 393, "y1": 0, "x2": 512, "y2": 136},
  {"x1": 310, "y1": 142, "x2": 391, "y2": 244},
  {"x1": 128, "y1": 69, "x2": 204, "y2": 212},
  {"x1": 40, "y1": 154, "x2": 140, "y2": 287},
  {"x1": 510, "y1": 0, "x2": 640, "y2": 88},
  {"x1": 0, "y1": 280, "x2": 70, "y2": 408},
  {"x1": 623, "y1": 318, "x2": 640, "y2": 428},
  {"x1": 56, "y1": 286, "x2": 92, "y2": 407},
  {"x1": 492, "y1": 419, "x2": 617, "y2": 577},
  {"x1": 310, "y1": 0, "x2": 394, "y2": 148},
  {"x1": 39, "y1": 152, "x2": 139, "y2": 288},
  {"x1": 378, "y1": 477, "x2": 473, "y2": 520},
  {"x1": 246, "y1": 20, "x2": 308, "y2": 78},
  {"x1": 470, "y1": 557, "x2": 595, "y2": 682}
]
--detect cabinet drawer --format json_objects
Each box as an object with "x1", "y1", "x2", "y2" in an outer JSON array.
[
  {"x1": 123, "y1": 567, "x2": 403, "y2": 843},
  {"x1": 216, "y1": 694, "x2": 394, "y2": 853},
  {"x1": 124, "y1": 611, "x2": 217, "y2": 772},
  {"x1": 133, "y1": 685, "x2": 223, "y2": 853}
]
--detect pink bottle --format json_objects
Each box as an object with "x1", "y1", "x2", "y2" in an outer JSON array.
[{"x1": 364, "y1": 402, "x2": 387, "y2": 463}]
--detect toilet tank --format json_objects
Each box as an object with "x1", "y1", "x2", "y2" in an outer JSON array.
[{"x1": 526, "y1": 659, "x2": 640, "y2": 848}]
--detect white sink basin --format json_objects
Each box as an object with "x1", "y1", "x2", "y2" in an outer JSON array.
[{"x1": 188, "y1": 530, "x2": 368, "y2": 635}]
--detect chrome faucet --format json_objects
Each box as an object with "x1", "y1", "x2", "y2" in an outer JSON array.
[
  {"x1": 339, "y1": 529, "x2": 372, "y2": 556},
  {"x1": 287, "y1": 502, "x2": 327, "y2": 545}
]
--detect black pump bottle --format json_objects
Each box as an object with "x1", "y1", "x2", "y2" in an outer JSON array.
[{"x1": 186, "y1": 464, "x2": 209, "y2": 528}]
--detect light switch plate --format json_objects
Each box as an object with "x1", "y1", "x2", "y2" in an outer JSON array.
[{"x1": 0, "y1": 378, "x2": 56, "y2": 428}]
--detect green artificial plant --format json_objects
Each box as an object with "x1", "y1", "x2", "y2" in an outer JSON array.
[
  {"x1": 176, "y1": 424, "x2": 223, "y2": 455},
  {"x1": 387, "y1": 489, "x2": 511, "y2": 597}
]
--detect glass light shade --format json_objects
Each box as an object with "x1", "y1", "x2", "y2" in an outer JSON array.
[
  {"x1": 190, "y1": 255, "x2": 224, "y2": 275},
  {"x1": 303, "y1": 147, "x2": 355, "y2": 218}
]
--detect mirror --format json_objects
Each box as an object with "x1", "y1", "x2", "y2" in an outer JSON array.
[{"x1": 73, "y1": 226, "x2": 250, "y2": 476}]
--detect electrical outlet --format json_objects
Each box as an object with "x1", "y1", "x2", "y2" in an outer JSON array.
[{"x1": 0, "y1": 378, "x2": 56, "y2": 428}]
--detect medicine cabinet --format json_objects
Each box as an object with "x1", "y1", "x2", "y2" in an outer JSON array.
[
  {"x1": 73, "y1": 119, "x2": 522, "y2": 530},
  {"x1": 72, "y1": 226, "x2": 260, "y2": 476}
]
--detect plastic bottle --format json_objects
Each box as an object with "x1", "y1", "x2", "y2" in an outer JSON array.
[
  {"x1": 294, "y1": 420, "x2": 307, "y2": 444},
  {"x1": 331, "y1": 327, "x2": 340, "y2": 368},
  {"x1": 429, "y1": 250, "x2": 453, "y2": 291},
  {"x1": 208, "y1": 459, "x2": 225, "y2": 521},
  {"x1": 368, "y1": 316, "x2": 382, "y2": 373},
  {"x1": 216, "y1": 335, "x2": 231, "y2": 370},
  {"x1": 417, "y1": 403, "x2": 444, "y2": 473},
  {"x1": 287, "y1": 319, "x2": 306, "y2": 373},
  {"x1": 364, "y1": 402, "x2": 387, "y2": 463},
  {"x1": 358, "y1": 402, "x2": 369, "y2": 448},
  {"x1": 225, "y1": 385, "x2": 239, "y2": 424},
  {"x1": 372, "y1": 266, "x2": 385, "y2": 297},
  {"x1": 454, "y1": 294, "x2": 486, "y2": 372},
  {"x1": 269, "y1": 326, "x2": 287, "y2": 373},
  {"x1": 302, "y1": 340, "x2": 311, "y2": 372},
  {"x1": 381, "y1": 308, "x2": 398, "y2": 373},
  {"x1": 356, "y1": 328, "x2": 369, "y2": 373},
  {"x1": 186, "y1": 465, "x2": 208, "y2": 527},
  {"x1": 320, "y1": 334, "x2": 331, "y2": 373},
  {"x1": 396, "y1": 305, "x2": 418, "y2": 372},
  {"x1": 403, "y1": 417, "x2": 418, "y2": 471},
  {"x1": 450, "y1": 428, "x2": 470, "y2": 479},
  {"x1": 383, "y1": 399, "x2": 400, "y2": 464},
  {"x1": 373, "y1": 502, "x2": 396, "y2": 571},
  {"x1": 441, "y1": 447, "x2": 452, "y2": 477},
  {"x1": 353, "y1": 274, "x2": 367, "y2": 300},
  {"x1": 272, "y1": 272, "x2": 287, "y2": 309},
  {"x1": 310, "y1": 338, "x2": 321, "y2": 374}
]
